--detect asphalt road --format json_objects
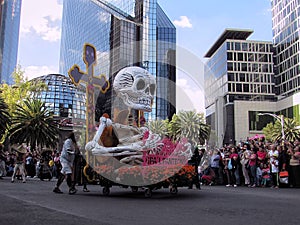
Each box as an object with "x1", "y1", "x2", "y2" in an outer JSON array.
[{"x1": 1, "y1": 177, "x2": 300, "y2": 225}]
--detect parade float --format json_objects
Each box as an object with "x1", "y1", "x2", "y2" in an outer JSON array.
[{"x1": 69, "y1": 43, "x2": 206, "y2": 197}]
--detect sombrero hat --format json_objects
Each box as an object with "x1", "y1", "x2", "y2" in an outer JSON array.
[{"x1": 11, "y1": 144, "x2": 27, "y2": 154}]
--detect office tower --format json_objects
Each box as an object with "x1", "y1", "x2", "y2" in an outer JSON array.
[
  {"x1": 0, "y1": 0, "x2": 22, "y2": 84},
  {"x1": 59, "y1": 0, "x2": 176, "y2": 122},
  {"x1": 271, "y1": 0, "x2": 300, "y2": 122},
  {"x1": 205, "y1": 29, "x2": 275, "y2": 146}
]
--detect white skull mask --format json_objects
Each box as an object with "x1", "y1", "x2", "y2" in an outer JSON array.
[{"x1": 113, "y1": 66, "x2": 156, "y2": 112}]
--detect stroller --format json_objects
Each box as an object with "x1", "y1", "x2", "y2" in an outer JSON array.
[{"x1": 39, "y1": 150, "x2": 53, "y2": 181}]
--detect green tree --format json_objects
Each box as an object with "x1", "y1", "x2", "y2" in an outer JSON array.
[
  {"x1": 0, "y1": 65, "x2": 47, "y2": 114},
  {"x1": 0, "y1": 97, "x2": 10, "y2": 141},
  {"x1": 262, "y1": 123, "x2": 275, "y2": 142},
  {"x1": 146, "y1": 119, "x2": 169, "y2": 138},
  {"x1": 9, "y1": 98, "x2": 59, "y2": 151},
  {"x1": 281, "y1": 117, "x2": 300, "y2": 142},
  {"x1": 168, "y1": 111, "x2": 210, "y2": 146},
  {"x1": 262, "y1": 117, "x2": 300, "y2": 143}
]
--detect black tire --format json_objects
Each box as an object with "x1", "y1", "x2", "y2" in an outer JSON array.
[
  {"x1": 170, "y1": 186, "x2": 178, "y2": 195},
  {"x1": 144, "y1": 188, "x2": 152, "y2": 198},
  {"x1": 102, "y1": 187, "x2": 110, "y2": 196},
  {"x1": 131, "y1": 186, "x2": 138, "y2": 193}
]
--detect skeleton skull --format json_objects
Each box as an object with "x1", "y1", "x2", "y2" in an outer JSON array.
[{"x1": 113, "y1": 66, "x2": 156, "y2": 112}]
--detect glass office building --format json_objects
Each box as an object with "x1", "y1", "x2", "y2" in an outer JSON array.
[
  {"x1": 0, "y1": 0, "x2": 22, "y2": 84},
  {"x1": 31, "y1": 74, "x2": 86, "y2": 129},
  {"x1": 271, "y1": 0, "x2": 300, "y2": 123},
  {"x1": 205, "y1": 29, "x2": 275, "y2": 146},
  {"x1": 271, "y1": 0, "x2": 300, "y2": 97},
  {"x1": 59, "y1": 0, "x2": 176, "y2": 122}
]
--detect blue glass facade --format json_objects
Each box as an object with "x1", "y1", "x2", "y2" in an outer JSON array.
[
  {"x1": 59, "y1": 0, "x2": 176, "y2": 122},
  {"x1": 271, "y1": 0, "x2": 300, "y2": 97},
  {"x1": 156, "y1": 4, "x2": 176, "y2": 120},
  {"x1": 0, "y1": 0, "x2": 22, "y2": 84},
  {"x1": 31, "y1": 74, "x2": 86, "y2": 126}
]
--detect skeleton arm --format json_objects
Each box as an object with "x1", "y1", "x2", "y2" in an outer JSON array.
[
  {"x1": 85, "y1": 117, "x2": 145, "y2": 154},
  {"x1": 85, "y1": 116, "x2": 112, "y2": 152}
]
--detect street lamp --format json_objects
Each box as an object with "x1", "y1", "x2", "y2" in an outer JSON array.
[{"x1": 258, "y1": 113, "x2": 285, "y2": 141}]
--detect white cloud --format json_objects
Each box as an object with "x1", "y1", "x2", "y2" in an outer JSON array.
[
  {"x1": 24, "y1": 65, "x2": 58, "y2": 80},
  {"x1": 20, "y1": 0, "x2": 63, "y2": 42},
  {"x1": 176, "y1": 77, "x2": 205, "y2": 113},
  {"x1": 173, "y1": 16, "x2": 192, "y2": 28}
]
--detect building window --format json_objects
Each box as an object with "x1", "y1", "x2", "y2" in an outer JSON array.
[
  {"x1": 249, "y1": 111, "x2": 274, "y2": 131},
  {"x1": 243, "y1": 83, "x2": 249, "y2": 92},
  {"x1": 240, "y1": 73, "x2": 245, "y2": 82},
  {"x1": 236, "y1": 83, "x2": 242, "y2": 92},
  {"x1": 228, "y1": 73, "x2": 234, "y2": 81},
  {"x1": 238, "y1": 53, "x2": 243, "y2": 61},
  {"x1": 235, "y1": 42, "x2": 241, "y2": 51},
  {"x1": 227, "y1": 62, "x2": 233, "y2": 71},
  {"x1": 227, "y1": 52, "x2": 233, "y2": 60}
]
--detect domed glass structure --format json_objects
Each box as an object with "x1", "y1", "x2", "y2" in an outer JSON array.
[{"x1": 30, "y1": 74, "x2": 86, "y2": 129}]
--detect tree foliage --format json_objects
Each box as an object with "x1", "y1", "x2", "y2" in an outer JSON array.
[
  {"x1": 169, "y1": 111, "x2": 210, "y2": 145},
  {"x1": 146, "y1": 119, "x2": 169, "y2": 138},
  {"x1": 0, "y1": 97, "x2": 11, "y2": 141},
  {"x1": 262, "y1": 117, "x2": 300, "y2": 143},
  {"x1": 0, "y1": 65, "x2": 47, "y2": 115},
  {"x1": 9, "y1": 98, "x2": 59, "y2": 151},
  {"x1": 147, "y1": 111, "x2": 211, "y2": 146}
]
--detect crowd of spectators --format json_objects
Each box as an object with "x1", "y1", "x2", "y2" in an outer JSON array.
[
  {"x1": 200, "y1": 139, "x2": 300, "y2": 188},
  {"x1": 0, "y1": 144, "x2": 62, "y2": 181},
  {"x1": 2, "y1": 139, "x2": 300, "y2": 190}
]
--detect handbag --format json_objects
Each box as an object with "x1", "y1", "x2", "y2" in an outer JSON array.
[
  {"x1": 279, "y1": 171, "x2": 289, "y2": 184},
  {"x1": 279, "y1": 171, "x2": 288, "y2": 177}
]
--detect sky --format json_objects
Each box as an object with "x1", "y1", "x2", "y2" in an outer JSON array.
[{"x1": 17, "y1": 0, "x2": 273, "y2": 112}]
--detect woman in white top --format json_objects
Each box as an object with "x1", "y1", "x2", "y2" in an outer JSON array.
[{"x1": 53, "y1": 131, "x2": 78, "y2": 194}]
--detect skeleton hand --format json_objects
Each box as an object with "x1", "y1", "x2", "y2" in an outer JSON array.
[{"x1": 100, "y1": 116, "x2": 112, "y2": 127}]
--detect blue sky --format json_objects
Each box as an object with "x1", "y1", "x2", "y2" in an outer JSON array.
[
  {"x1": 158, "y1": 0, "x2": 272, "y2": 57},
  {"x1": 17, "y1": 0, "x2": 273, "y2": 112}
]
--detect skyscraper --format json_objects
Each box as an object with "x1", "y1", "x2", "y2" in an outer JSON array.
[
  {"x1": 0, "y1": 0, "x2": 22, "y2": 84},
  {"x1": 271, "y1": 0, "x2": 300, "y2": 122},
  {"x1": 59, "y1": 0, "x2": 176, "y2": 122},
  {"x1": 205, "y1": 0, "x2": 300, "y2": 147}
]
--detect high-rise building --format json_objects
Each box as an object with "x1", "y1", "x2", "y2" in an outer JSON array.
[
  {"x1": 0, "y1": 0, "x2": 22, "y2": 84},
  {"x1": 205, "y1": 0, "x2": 300, "y2": 147},
  {"x1": 205, "y1": 29, "x2": 276, "y2": 146},
  {"x1": 59, "y1": 0, "x2": 176, "y2": 122},
  {"x1": 271, "y1": 0, "x2": 300, "y2": 122}
]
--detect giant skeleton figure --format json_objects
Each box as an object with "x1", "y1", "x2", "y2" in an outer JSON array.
[{"x1": 85, "y1": 67, "x2": 192, "y2": 164}]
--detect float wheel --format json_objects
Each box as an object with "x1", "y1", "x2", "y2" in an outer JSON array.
[
  {"x1": 144, "y1": 188, "x2": 152, "y2": 198},
  {"x1": 102, "y1": 187, "x2": 110, "y2": 196}
]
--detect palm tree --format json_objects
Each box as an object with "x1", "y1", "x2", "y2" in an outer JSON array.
[
  {"x1": 146, "y1": 119, "x2": 169, "y2": 138},
  {"x1": 168, "y1": 111, "x2": 210, "y2": 146},
  {"x1": 262, "y1": 123, "x2": 275, "y2": 142},
  {"x1": 9, "y1": 98, "x2": 59, "y2": 151},
  {"x1": 0, "y1": 97, "x2": 11, "y2": 140},
  {"x1": 282, "y1": 118, "x2": 300, "y2": 142},
  {"x1": 262, "y1": 117, "x2": 300, "y2": 143}
]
